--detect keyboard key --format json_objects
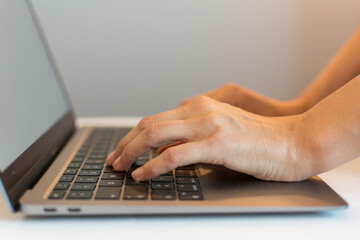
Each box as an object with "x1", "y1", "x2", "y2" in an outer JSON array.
[
  {"x1": 104, "y1": 166, "x2": 125, "y2": 173},
  {"x1": 151, "y1": 176, "x2": 174, "y2": 182},
  {"x1": 54, "y1": 182, "x2": 70, "y2": 190},
  {"x1": 78, "y1": 170, "x2": 101, "y2": 176},
  {"x1": 67, "y1": 191, "x2": 93, "y2": 200},
  {"x1": 49, "y1": 190, "x2": 66, "y2": 199},
  {"x1": 126, "y1": 169, "x2": 136, "y2": 178},
  {"x1": 59, "y1": 175, "x2": 75, "y2": 182},
  {"x1": 101, "y1": 172, "x2": 125, "y2": 180},
  {"x1": 88, "y1": 153, "x2": 107, "y2": 159},
  {"x1": 178, "y1": 192, "x2": 204, "y2": 200},
  {"x1": 99, "y1": 180, "x2": 123, "y2": 187},
  {"x1": 92, "y1": 145, "x2": 109, "y2": 150},
  {"x1": 151, "y1": 182, "x2": 174, "y2": 190},
  {"x1": 64, "y1": 168, "x2": 78, "y2": 175},
  {"x1": 123, "y1": 186, "x2": 148, "y2": 200},
  {"x1": 78, "y1": 145, "x2": 90, "y2": 151},
  {"x1": 81, "y1": 164, "x2": 103, "y2": 170},
  {"x1": 178, "y1": 184, "x2": 201, "y2": 192},
  {"x1": 132, "y1": 159, "x2": 148, "y2": 167},
  {"x1": 95, "y1": 187, "x2": 121, "y2": 200},
  {"x1": 125, "y1": 178, "x2": 148, "y2": 186},
  {"x1": 71, "y1": 183, "x2": 96, "y2": 191},
  {"x1": 176, "y1": 177, "x2": 199, "y2": 184},
  {"x1": 75, "y1": 152, "x2": 87, "y2": 157},
  {"x1": 75, "y1": 176, "x2": 98, "y2": 183},
  {"x1": 85, "y1": 159, "x2": 105, "y2": 164},
  {"x1": 138, "y1": 151, "x2": 150, "y2": 160},
  {"x1": 175, "y1": 170, "x2": 197, "y2": 177},
  {"x1": 72, "y1": 156, "x2": 84, "y2": 162},
  {"x1": 68, "y1": 162, "x2": 82, "y2": 168},
  {"x1": 151, "y1": 149, "x2": 159, "y2": 158},
  {"x1": 151, "y1": 190, "x2": 176, "y2": 200},
  {"x1": 91, "y1": 147, "x2": 108, "y2": 152}
]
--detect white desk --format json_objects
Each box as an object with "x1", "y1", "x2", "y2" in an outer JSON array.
[{"x1": 1, "y1": 117, "x2": 360, "y2": 240}]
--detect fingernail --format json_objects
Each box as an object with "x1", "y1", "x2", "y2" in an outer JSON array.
[
  {"x1": 106, "y1": 151, "x2": 115, "y2": 161},
  {"x1": 132, "y1": 168, "x2": 144, "y2": 180}
]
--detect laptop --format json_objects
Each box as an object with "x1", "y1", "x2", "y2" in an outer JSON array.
[{"x1": 0, "y1": 0, "x2": 348, "y2": 216}]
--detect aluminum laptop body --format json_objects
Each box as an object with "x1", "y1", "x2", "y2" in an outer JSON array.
[{"x1": 0, "y1": 0, "x2": 348, "y2": 216}]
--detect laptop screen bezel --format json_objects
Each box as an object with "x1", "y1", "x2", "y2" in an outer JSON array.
[
  {"x1": 0, "y1": 112, "x2": 75, "y2": 211},
  {"x1": 0, "y1": 0, "x2": 76, "y2": 211}
]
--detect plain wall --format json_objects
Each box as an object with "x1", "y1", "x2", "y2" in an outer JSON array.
[{"x1": 31, "y1": 0, "x2": 360, "y2": 117}]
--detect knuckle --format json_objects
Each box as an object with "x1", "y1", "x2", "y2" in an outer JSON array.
[
  {"x1": 164, "y1": 148, "x2": 181, "y2": 166},
  {"x1": 205, "y1": 112, "x2": 223, "y2": 126},
  {"x1": 196, "y1": 96, "x2": 212, "y2": 109},
  {"x1": 138, "y1": 116, "x2": 153, "y2": 130},
  {"x1": 144, "y1": 123, "x2": 161, "y2": 139},
  {"x1": 222, "y1": 83, "x2": 237, "y2": 90},
  {"x1": 224, "y1": 82, "x2": 243, "y2": 92},
  {"x1": 183, "y1": 96, "x2": 215, "y2": 113}
]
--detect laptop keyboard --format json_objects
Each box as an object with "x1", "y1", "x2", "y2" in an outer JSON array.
[{"x1": 49, "y1": 128, "x2": 204, "y2": 201}]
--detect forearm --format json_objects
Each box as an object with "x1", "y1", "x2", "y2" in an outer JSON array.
[
  {"x1": 299, "y1": 75, "x2": 360, "y2": 176},
  {"x1": 201, "y1": 83, "x2": 306, "y2": 116},
  {"x1": 232, "y1": 87, "x2": 306, "y2": 116},
  {"x1": 297, "y1": 25, "x2": 360, "y2": 111}
]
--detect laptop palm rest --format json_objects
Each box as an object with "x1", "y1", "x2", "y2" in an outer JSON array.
[{"x1": 199, "y1": 164, "x2": 347, "y2": 211}]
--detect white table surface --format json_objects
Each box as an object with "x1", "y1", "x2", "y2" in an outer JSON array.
[{"x1": 1, "y1": 117, "x2": 360, "y2": 240}]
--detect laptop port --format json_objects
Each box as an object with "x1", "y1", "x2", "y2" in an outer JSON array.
[
  {"x1": 43, "y1": 208, "x2": 57, "y2": 213},
  {"x1": 68, "y1": 208, "x2": 81, "y2": 213}
]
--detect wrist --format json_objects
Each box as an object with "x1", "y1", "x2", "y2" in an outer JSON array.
[
  {"x1": 275, "y1": 98, "x2": 309, "y2": 116},
  {"x1": 292, "y1": 110, "x2": 329, "y2": 180},
  {"x1": 265, "y1": 113, "x2": 316, "y2": 182},
  {"x1": 248, "y1": 114, "x2": 312, "y2": 182}
]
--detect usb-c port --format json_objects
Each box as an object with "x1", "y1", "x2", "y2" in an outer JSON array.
[
  {"x1": 68, "y1": 208, "x2": 81, "y2": 213},
  {"x1": 44, "y1": 208, "x2": 57, "y2": 212}
]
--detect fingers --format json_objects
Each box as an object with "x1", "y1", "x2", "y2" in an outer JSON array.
[
  {"x1": 132, "y1": 141, "x2": 208, "y2": 181},
  {"x1": 112, "y1": 119, "x2": 198, "y2": 171},
  {"x1": 106, "y1": 109, "x2": 185, "y2": 166},
  {"x1": 107, "y1": 96, "x2": 225, "y2": 174}
]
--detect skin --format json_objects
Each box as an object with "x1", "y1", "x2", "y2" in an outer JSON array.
[{"x1": 107, "y1": 25, "x2": 360, "y2": 182}]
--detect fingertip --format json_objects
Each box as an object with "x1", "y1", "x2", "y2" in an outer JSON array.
[
  {"x1": 132, "y1": 167, "x2": 144, "y2": 181},
  {"x1": 112, "y1": 156, "x2": 122, "y2": 170},
  {"x1": 106, "y1": 151, "x2": 115, "y2": 164}
]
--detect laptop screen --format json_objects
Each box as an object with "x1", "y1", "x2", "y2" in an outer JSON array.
[
  {"x1": 0, "y1": 0, "x2": 69, "y2": 171},
  {"x1": 0, "y1": 0, "x2": 75, "y2": 211}
]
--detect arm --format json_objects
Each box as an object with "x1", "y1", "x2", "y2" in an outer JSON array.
[
  {"x1": 106, "y1": 26, "x2": 360, "y2": 182},
  {"x1": 297, "y1": 25, "x2": 360, "y2": 111},
  {"x1": 107, "y1": 74, "x2": 360, "y2": 182},
  {"x1": 299, "y1": 74, "x2": 360, "y2": 176}
]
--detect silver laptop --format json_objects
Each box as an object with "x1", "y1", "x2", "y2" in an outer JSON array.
[{"x1": 0, "y1": 0, "x2": 347, "y2": 216}]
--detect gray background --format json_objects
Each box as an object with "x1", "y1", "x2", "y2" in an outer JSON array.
[{"x1": 31, "y1": 0, "x2": 360, "y2": 117}]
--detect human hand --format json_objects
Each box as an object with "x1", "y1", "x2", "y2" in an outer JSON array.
[{"x1": 106, "y1": 96, "x2": 310, "y2": 182}]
